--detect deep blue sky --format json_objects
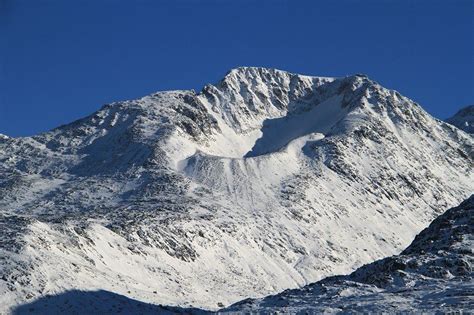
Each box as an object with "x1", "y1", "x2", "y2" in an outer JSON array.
[{"x1": 1, "y1": 0, "x2": 473, "y2": 137}]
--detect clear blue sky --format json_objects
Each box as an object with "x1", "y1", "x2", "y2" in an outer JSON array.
[{"x1": 1, "y1": 0, "x2": 473, "y2": 137}]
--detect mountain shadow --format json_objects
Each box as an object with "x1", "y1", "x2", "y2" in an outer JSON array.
[
  {"x1": 244, "y1": 94, "x2": 345, "y2": 157},
  {"x1": 12, "y1": 290, "x2": 210, "y2": 315}
]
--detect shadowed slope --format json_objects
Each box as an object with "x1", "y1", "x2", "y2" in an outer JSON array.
[
  {"x1": 12, "y1": 290, "x2": 209, "y2": 315},
  {"x1": 446, "y1": 105, "x2": 474, "y2": 134}
]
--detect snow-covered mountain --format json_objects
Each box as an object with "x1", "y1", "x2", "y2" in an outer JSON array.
[
  {"x1": 224, "y1": 195, "x2": 474, "y2": 313},
  {"x1": 1, "y1": 67, "x2": 473, "y2": 312},
  {"x1": 446, "y1": 105, "x2": 474, "y2": 134}
]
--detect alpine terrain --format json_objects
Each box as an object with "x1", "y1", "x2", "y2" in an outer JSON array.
[
  {"x1": 225, "y1": 195, "x2": 474, "y2": 313},
  {"x1": 1, "y1": 67, "x2": 473, "y2": 312}
]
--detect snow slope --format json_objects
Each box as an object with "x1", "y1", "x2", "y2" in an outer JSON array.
[
  {"x1": 225, "y1": 195, "x2": 474, "y2": 313},
  {"x1": 9, "y1": 196, "x2": 474, "y2": 314},
  {"x1": 446, "y1": 105, "x2": 474, "y2": 134},
  {"x1": 0, "y1": 67, "x2": 473, "y2": 312}
]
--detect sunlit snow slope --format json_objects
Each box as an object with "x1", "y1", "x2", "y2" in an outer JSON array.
[{"x1": 1, "y1": 67, "x2": 473, "y2": 312}]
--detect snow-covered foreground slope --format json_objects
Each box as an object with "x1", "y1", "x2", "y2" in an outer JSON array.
[
  {"x1": 10, "y1": 195, "x2": 474, "y2": 314},
  {"x1": 225, "y1": 195, "x2": 474, "y2": 313},
  {"x1": 446, "y1": 105, "x2": 474, "y2": 134},
  {"x1": 1, "y1": 67, "x2": 473, "y2": 312}
]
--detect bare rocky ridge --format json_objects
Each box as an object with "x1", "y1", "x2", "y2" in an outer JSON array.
[
  {"x1": 224, "y1": 195, "x2": 474, "y2": 313},
  {"x1": 0, "y1": 67, "x2": 473, "y2": 312}
]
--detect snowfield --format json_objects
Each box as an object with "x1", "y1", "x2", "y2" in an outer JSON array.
[{"x1": 0, "y1": 67, "x2": 473, "y2": 313}]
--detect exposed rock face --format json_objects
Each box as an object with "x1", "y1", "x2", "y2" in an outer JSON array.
[
  {"x1": 225, "y1": 195, "x2": 474, "y2": 313},
  {"x1": 0, "y1": 67, "x2": 473, "y2": 312},
  {"x1": 446, "y1": 105, "x2": 474, "y2": 134}
]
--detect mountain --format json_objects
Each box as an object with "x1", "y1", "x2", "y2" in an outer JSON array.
[
  {"x1": 224, "y1": 195, "x2": 474, "y2": 313},
  {"x1": 1, "y1": 67, "x2": 473, "y2": 312},
  {"x1": 446, "y1": 105, "x2": 474, "y2": 134}
]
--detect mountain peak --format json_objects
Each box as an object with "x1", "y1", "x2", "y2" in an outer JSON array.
[
  {"x1": 200, "y1": 67, "x2": 378, "y2": 137},
  {"x1": 219, "y1": 66, "x2": 336, "y2": 87},
  {"x1": 222, "y1": 66, "x2": 372, "y2": 84}
]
